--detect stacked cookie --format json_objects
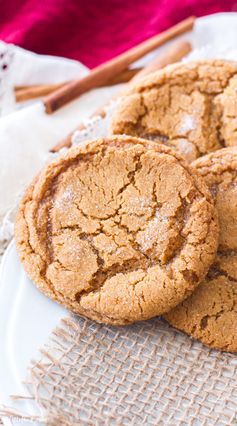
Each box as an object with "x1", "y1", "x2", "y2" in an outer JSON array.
[
  {"x1": 165, "y1": 149, "x2": 237, "y2": 352},
  {"x1": 110, "y1": 60, "x2": 237, "y2": 163},
  {"x1": 15, "y1": 60, "x2": 237, "y2": 352}
]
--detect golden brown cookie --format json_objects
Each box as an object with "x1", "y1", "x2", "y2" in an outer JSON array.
[
  {"x1": 165, "y1": 147, "x2": 237, "y2": 352},
  {"x1": 15, "y1": 136, "x2": 218, "y2": 325},
  {"x1": 110, "y1": 60, "x2": 237, "y2": 163}
]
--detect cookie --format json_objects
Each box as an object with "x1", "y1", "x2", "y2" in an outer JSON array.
[
  {"x1": 165, "y1": 147, "x2": 237, "y2": 352},
  {"x1": 15, "y1": 136, "x2": 218, "y2": 325},
  {"x1": 110, "y1": 60, "x2": 237, "y2": 163}
]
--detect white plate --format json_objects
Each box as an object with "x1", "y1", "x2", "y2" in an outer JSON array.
[
  {"x1": 1, "y1": 12, "x2": 237, "y2": 425},
  {"x1": 0, "y1": 241, "x2": 66, "y2": 424}
]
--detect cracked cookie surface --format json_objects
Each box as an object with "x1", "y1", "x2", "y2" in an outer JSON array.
[
  {"x1": 15, "y1": 136, "x2": 218, "y2": 325},
  {"x1": 110, "y1": 60, "x2": 237, "y2": 163},
  {"x1": 165, "y1": 147, "x2": 237, "y2": 352}
]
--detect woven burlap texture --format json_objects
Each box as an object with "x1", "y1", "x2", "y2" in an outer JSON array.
[{"x1": 15, "y1": 315, "x2": 235, "y2": 426}]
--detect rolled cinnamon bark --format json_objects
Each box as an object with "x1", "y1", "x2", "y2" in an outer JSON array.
[{"x1": 14, "y1": 68, "x2": 142, "y2": 103}]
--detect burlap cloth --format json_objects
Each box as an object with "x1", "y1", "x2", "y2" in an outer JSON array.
[
  {"x1": 0, "y1": 106, "x2": 236, "y2": 426},
  {"x1": 19, "y1": 316, "x2": 237, "y2": 425}
]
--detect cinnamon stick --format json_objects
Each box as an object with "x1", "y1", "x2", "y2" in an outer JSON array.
[
  {"x1": 44, "y1": 16, "x2": 195, "y2": 114},
  {"x1": 51, "y1": 39, "x2": 191, "y2": 153},
  {"x1": 104, "y1": 67, "x2": 141, "y2": 85},
  {"x1": 14, "y1": 68, "x2": 142, "y2": 103},
  {"x1": 15, "y1": 83, "x2": 66, "y2": 102},
  {"x1": 131, "y1": 39, "x2": 191, "y2": 82}
]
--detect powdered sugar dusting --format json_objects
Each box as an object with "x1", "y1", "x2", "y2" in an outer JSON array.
[
  {"x1": 136, "y1": 209, "x2": 167, "y2": 251},
  {"x1": 54, "y1": 187, "x2": 74, "y2": 209},
  {"x1": 126, "y1": 196, "x2": 152, "y2": 215},
  {"x1": 178, "y1": 114, "x2": 196, "y2": 135}
]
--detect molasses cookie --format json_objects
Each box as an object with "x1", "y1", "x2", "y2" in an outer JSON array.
[
  {"x1": 110, "y1": 60, "x2": 237, "y2": 163},
  {"x1": 165, "y1": 147, "x2": 237, "y2": 352},
  {"x1": 15, "y1": 136, "x2": 218, "y2": 325}
]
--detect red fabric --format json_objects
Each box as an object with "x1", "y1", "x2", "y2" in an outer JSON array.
[{"x1": 0, "y1": 0, "x2": 236, "y2": 68}]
